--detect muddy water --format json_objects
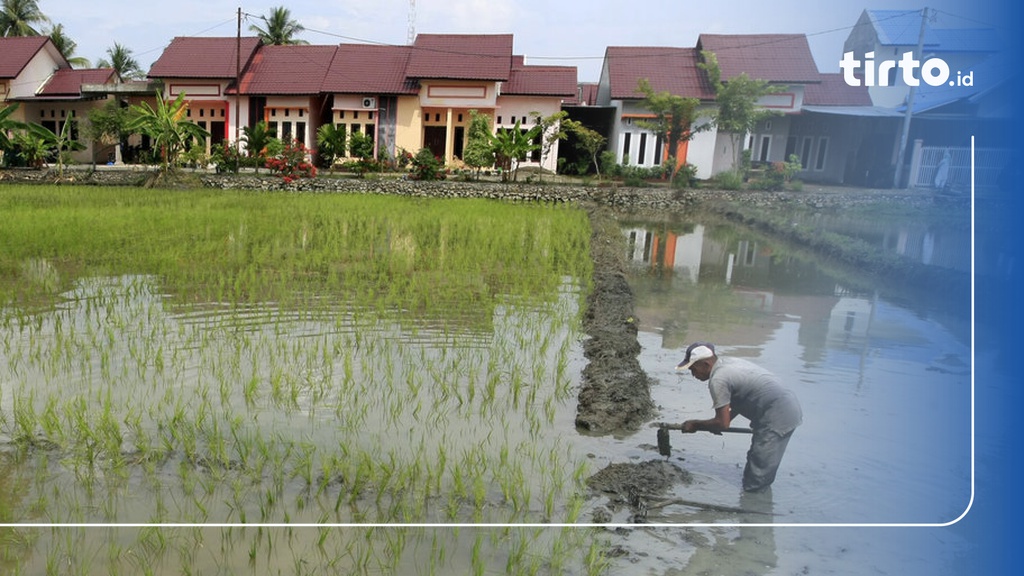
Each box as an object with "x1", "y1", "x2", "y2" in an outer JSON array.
[{"x1": 591, "y1": 209, "x2": 972, "y2": 575}]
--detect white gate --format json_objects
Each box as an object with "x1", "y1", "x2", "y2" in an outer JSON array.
[{"x1": 912, "y1": 145, "x2": 1011, "y2": 192}]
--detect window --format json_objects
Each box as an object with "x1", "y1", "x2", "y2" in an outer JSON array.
[
  {"x1": 653, "y1": 136, "x2": 663, "y2": 166},
  {"x1": 638, "y1": 133, "x2": 648, "y2": 165},
  {"x1": 622, "y1": 133, "x2": 632, "y2": 161},
  {"x1": 758, "y1": 135, "x2": 771, "y2": 163},
  {"x1": 815, "y1": 137, "x2": 828, "y2": 171},
  {"x1": 800, "y1": 137, "x2": 813, "y2": 170}
]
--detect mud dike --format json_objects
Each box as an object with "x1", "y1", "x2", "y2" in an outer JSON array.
[{"x1": 574, "y1": 206, "x2": 656, "y2": 434}]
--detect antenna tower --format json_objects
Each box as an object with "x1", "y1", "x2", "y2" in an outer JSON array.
[{"x1": 407, "y1": 0, "x2": 416, "y2": 44}]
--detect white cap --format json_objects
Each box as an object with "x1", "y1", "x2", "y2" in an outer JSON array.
[{"x1": 676, "y1": 342, "x2": 716, "y2": 370}]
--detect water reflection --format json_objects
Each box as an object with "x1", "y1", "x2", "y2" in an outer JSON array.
[{"x1": 618, "y1": 210, "x2": 972, "y2": 525}]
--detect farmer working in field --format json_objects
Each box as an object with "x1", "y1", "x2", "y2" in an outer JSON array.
[{"x1": 676, "y1": 342, "x2": 802, "y2": 492}]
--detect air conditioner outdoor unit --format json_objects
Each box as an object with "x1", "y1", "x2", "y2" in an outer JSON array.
[{"x1": 361, "y1": 97, "x2": 376, "y2": 109}]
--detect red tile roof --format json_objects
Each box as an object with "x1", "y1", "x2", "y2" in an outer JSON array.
[
  {"x1": 406, "y1": 34, "x2": 514, "y2": 80},
  {"x1": 148, "y1": 37, "x2": 261, "y2": 79},
  {"x1": 803, "y1": 73, "x2": 872, "y2": 106},
  {"x1": 0, "y1": 36, "x2": 60, "y2": 78},
  {"x1": 505, "y1": 62, "x2": 576, "y2": 97},
  {"x1": 37, "y1": 68, "x2": 117, "y2": 97},
  {"x1": 322, "y1": 44, "x2": 417, "y2": 95},
  {"x1": 604, "y1": 46, "x2": 716, "y2": 101},
  {"x1": 573, "y1": 83, "x2": 599, "y2": 106},
  {"x1": 697, "y1": 34, "x2": 820, "y2": 84},
  {"x1": 238, "y1": 45, "x2": 338, "y2": 95}
]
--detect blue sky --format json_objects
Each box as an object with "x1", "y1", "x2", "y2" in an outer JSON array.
[{"x1": 39, "y1": 0, "x2": 1009, "y2": 82}]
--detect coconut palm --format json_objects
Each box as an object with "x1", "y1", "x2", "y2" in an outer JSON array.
[
  {"x1": 97, "y1": 43, "x2": 144, "y2": 81},
  {"x1": 0, "y1": 0, "x2": 49, "y2": 37},
  {"x1": 249, "y1": 6, "x2": 308, "y2": 45},
  {"x1": 47, "y1": 23, "x2": 90, "y2": 67}
]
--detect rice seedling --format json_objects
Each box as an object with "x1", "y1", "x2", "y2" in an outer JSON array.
[{"x1": 0, "y1": 184, "x2": 609, "y2": 574}]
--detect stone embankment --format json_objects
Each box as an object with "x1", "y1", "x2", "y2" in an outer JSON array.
[{"x1": 3, "y1": 167, "x2": 950, "y2": 212}]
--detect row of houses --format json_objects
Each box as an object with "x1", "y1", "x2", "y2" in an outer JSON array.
[{"x1": 1, "y1": 9, "x2": 1009, "y2": 187}]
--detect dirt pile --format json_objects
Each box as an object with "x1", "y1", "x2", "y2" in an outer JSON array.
[{"x1": 574, "y1": 206, "x2": 657, "y2": 434}]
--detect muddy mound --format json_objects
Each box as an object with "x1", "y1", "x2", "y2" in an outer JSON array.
[
  {"x1": 586, "y1": 460, "x2": 692, "y2": 498},
  {"x1": 575, "y1": 207, "x2": 656, "y2": 433}
]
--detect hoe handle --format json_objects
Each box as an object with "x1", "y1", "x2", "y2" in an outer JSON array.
[{"x1": 656, "y1": 423, "x2": 753, "y2": 434}]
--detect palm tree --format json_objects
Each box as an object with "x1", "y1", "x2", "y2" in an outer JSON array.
[
  {"x1": 97, "y1": 43, "x2": 144, "y2": 81},
  {"x1": 0, "y1": 0, "x2": 49, "y2": 37},
  {"x1": 249, "y1": 6, "x2": 308, "y2": 45},
  {"x1": 47, "y1": 23, "x2": 90, "y2": 67}
]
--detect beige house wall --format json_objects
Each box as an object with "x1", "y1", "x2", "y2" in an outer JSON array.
[{"x1": 395, "y1": 95, "x2": 424, "y2": 156}]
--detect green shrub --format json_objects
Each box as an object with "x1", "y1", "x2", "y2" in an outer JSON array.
[
  {"x1": 409, "y1": 148, "x2": 446, "y2": 181},
  {"x1": 714, "y1": 169, "x2": 743, "y2": 190}
]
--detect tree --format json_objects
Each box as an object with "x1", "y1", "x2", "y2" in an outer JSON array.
[
  {"x1": 249, "y1": 6, "x2": 308, "y2": 45},
  {"x1": 562, "y1": 118, "x2": 607, "y2": 178},
  {"x1": 315, "y1": 123, "x2": 346, "y2": 172},
  {"x1": 491, "y1": 120, "x2": 541, "y2": 182},
  {"x1": 0, "y1": 0, "x2": 49, "y2": 37},
  {"x1": 529, "y1": 110, "x2": 570, "y2": 182},
  {"x1": 634, "y1": 78, "x2": 708, "y2": 185},
  {"x1": 244, "y1": 120, "x2": 277, "y2": 173},
  {"x1": 462, "y1": 110, "x2": 494, "y2": 178},
  {"x1": 1, "y1": 102, "x2": 23, "y2": 149},
  {"x1": 699, "y1": 50, "x2": 782, "y2": 172},
  {"x1": 126, "y1": 91, "x2": 210, "y2": 172},
  {"x1": 25, "y1": 120, "x2": 85, "y2": 177},
  {"x1": 348, "y1": 131, "x2": 373, "y2": 160},
  {"x1": 1, "y1": 103, "x2": 25, "y2": 166},
  {"x1": 47, "y1": 23, "x2": 89, "y2": 67},
  {"x1": 97, "y1": 43, "x2": 144, "y2": 81},
  {"x1": 84, "y1": 99, "x2": 133, "y2": 165}
]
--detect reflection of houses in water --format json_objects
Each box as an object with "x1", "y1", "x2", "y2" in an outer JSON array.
[
  {"x1": 624, "y1": 225, "x2": 705, "y2": 283},
  {"x1": 827, "y1": 288, "x2": 875, "y2": 349},
  {"x1": 888, "y1": 227, "x2": 969, "y2": 272},
  {"x1": 624, "y1": 219, "x2": 966, "y2": 388},
  {"x1": 626, "y1": 224, "x2": 883, "y2": 365}
]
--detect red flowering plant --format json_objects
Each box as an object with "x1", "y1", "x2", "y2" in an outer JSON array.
[{"x1": 265, "y1": 139, "x2": 317, "y2": 183}]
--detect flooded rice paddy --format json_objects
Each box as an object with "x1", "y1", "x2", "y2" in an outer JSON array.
[
  {"x1": 1, "y1": 185, "x2": 972, "y2": 575},
  {"x1": 603, "y1": 207, "x2": 972, "y2": 575}
]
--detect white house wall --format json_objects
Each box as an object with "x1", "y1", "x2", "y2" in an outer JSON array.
[
  {"x1": 496, "y1": 96, "x2": 566, "y2": 172},
  {"x1": 687, "y1": 115, "x2": 718, "y2": 179},
  {"x1": 11, "y1": 50, "x2": 62, "y2": 99}
]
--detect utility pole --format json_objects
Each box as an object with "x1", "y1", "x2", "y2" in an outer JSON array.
[
  {"x1": 893, "y1": 7, "x2": 928, "y2": 189},
  {"x1": 235, "y1": 7, "x2": 242, "y2": 171}
]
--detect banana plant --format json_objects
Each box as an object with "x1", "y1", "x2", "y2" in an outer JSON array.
[
  {"x1": 1, "y1": 103, "x2": 24, "y2": 160},
  {"x1": 490, "y1": 120, "x2": 541, "y2": 182},
  {"x1": 127, "y1": 91, "x2": 210, "y2": 172},
  {"x1": 24, "y1": 119, "x2": 86, "y2": 178}
]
